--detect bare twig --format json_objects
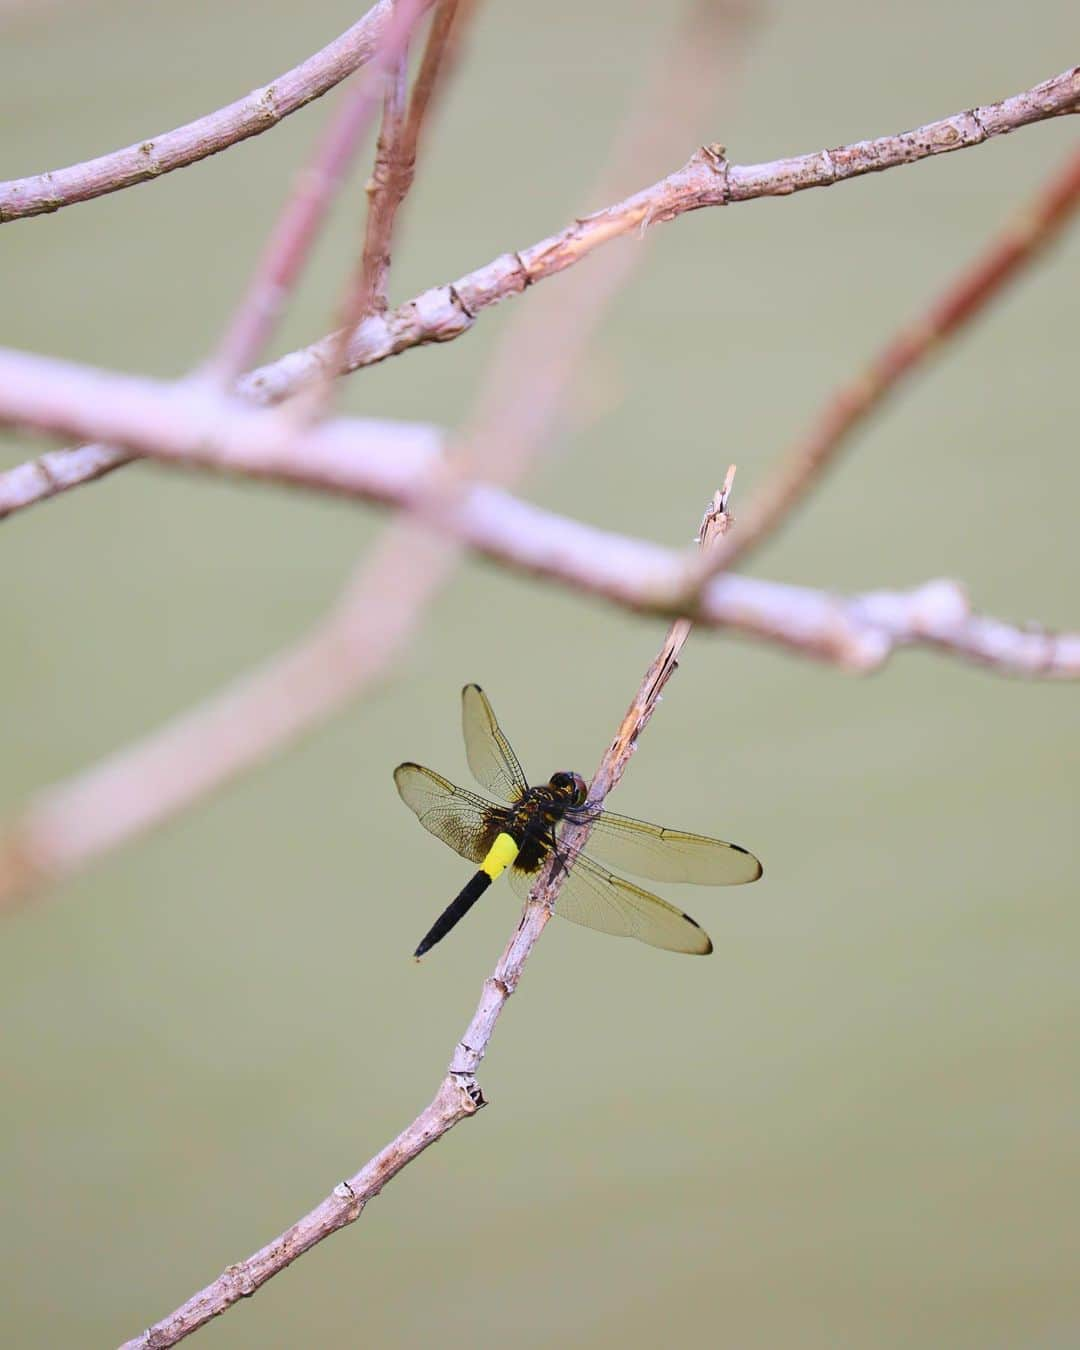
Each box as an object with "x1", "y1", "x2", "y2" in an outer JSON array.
[
  {"x1": 680, "y1": 141, "x2": 1080, "y2": 594},
  {"x1": 288, "y1": 0, "x2": 473, "y2": 424},
  {"x1": 353, "y1": 52, "x2": 410, "y2": 319},
  {"x1": 355, "y1": 0, "x2": 469, "y2": 318},
  {"x1": 207, "y1": 0, "x2": 434, "y2": 384},
  {"x1": 115, "y1": 486, "x2": 736, "y2": 1350},
  {"x1": 0, "y1": 1, "x2": 408, "y2": 223},
  {"x1": 4, "y1": 65, "x2": 1076, "y2": 520}
]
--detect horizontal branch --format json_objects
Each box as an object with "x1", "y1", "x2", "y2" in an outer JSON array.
[
  {"x1": 0, "y1": 346, "x2": 1075, "y2": 686},
  {"x1": 0, "y1": 1, "x2": 412, "y2": 223},
  {"x1": 3, "y1": 64, "x2": 1076, "y2": 519}
]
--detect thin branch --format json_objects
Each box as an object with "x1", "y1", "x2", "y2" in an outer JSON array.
[
  {"x1": 353, "y1": 52, "x2": 410, "y2": 319},
  {"x1": 680, "y1": 140, "x2": 1080, "y2": 594},
  {"x1": 287, "y1": 0, "x2": 474, "y2": 424},
  {"x1": 3, "y1": 64, "x2": 1076, "y2": 520},
  {"x1": 0, "y1": 1, "x2": 407, "y2": 223},
  {"x1": 116, "y1": 489, "x2": 736, "y2": 1350},
  {"x1": 355, "y1": 0, "x2": 469, "y2": 317},
  {"x1": 207, "y1": 0, "x2": 434, "y2": 384}
]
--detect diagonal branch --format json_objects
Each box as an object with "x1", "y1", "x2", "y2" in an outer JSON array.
[
  {"x1": 3, "y1": 64, "x2": 1076, "y2": 520},
  {"x1": 115, "y1": 489, "x2": 737, "y2": 1350},
  {"x1": 0, "y1": 1, "x2": 413, "y2": 223},
  {"x1": 679, "y1": 141, "x2": 1080, "y2": 594}
]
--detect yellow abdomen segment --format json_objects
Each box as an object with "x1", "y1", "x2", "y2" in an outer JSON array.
[{"x1": 481, "y1": 832, "x2": 520, "y2": 880}]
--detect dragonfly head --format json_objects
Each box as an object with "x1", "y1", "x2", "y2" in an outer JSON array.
[{"x1": 548, "y1": 771, "x2": 588, "y2": 807}]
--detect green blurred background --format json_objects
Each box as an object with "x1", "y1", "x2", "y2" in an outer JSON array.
[{"x1": 2, "y1": 2, "x2": 1078, "y2": 1346}]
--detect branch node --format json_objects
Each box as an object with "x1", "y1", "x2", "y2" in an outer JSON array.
[
  {"x1": 447, "y1": 1068, "x2": 486, "y2": 1110},
  {"x1": 698, "y1": 141, "x2": 731, "y2": 203},
  {"x1": 967, "y1": 106, "x2": 989, "y2": 140},
  {"x1": 447, "y1": 283, "x2": 475, "y2": 320},
  {"x1": 511, "y1": 250, "x2": 532, "y2": 289},
  {"x1": 138, "y1": 142, "x2": 163, "y2": 177},
  {"x1": 255, "y1": 83, "x2": 282, "y2": 127},
  {"x1": 333, "y1": 1177, "x2": 365, "y2": 1220},
  {"x1": 222, "y1": 1263, "x2": 257, "y2": 1299}
]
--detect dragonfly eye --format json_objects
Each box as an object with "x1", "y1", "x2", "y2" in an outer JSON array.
[{"x1": 550, "y1": 770, "x2": 588, "y2": 805}]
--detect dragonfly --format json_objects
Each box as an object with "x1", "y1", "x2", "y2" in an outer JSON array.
[{"x1": 394, "y1": 685, "x2": 763, "y2": 958}]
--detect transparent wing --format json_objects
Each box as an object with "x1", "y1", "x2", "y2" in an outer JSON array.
[
  {"x1": 508, "y1": 851, "x2": 713, "y2": 955},
  {"x1": 566, "y1": 808, "x2": 762, "y2": 886},
  {"x1": 393, "y1": 762, "x2": 500, "y2": 865},
  {"x1": 461, "y1": 684, "x2": 529, "y2": 804}
]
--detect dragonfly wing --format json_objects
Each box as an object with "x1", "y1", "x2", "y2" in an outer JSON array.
[
  {"x1": 508, "y1": 850, "x2": 713, "y2": 955},
  {"x1": 570, "y1": 808, "x2": 762, "y2": 885},
  {"x1": 393, "y1": 763, "x2": 500, "y2": 865},
  {"x1": 461, "y1": 684, "x2": 529, "y2": 803}
]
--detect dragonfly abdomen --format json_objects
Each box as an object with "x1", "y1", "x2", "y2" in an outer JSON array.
[{"x1": 414, "y1": 831, "x2": 521, "y2": 959}]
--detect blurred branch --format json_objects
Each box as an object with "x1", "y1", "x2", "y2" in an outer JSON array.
[
  {"x1": 0, "y1": 1, "x2": 416, "y2": 223},
  {"x1": 207, "y1": 0, "x2": 433, "y2": 384},
  {"x1": 680, "y1": 141, "x2": 1080, "y2": 594},
  {"x1": 0, "y1": 0, "x2": 751, "y2": 919},
  {"x1": 114, "y1": 490, "x2": 735, "y2": 1350},
  {"x1": 3, "y1": 63, "x2": 1076, "y2": 519}
]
